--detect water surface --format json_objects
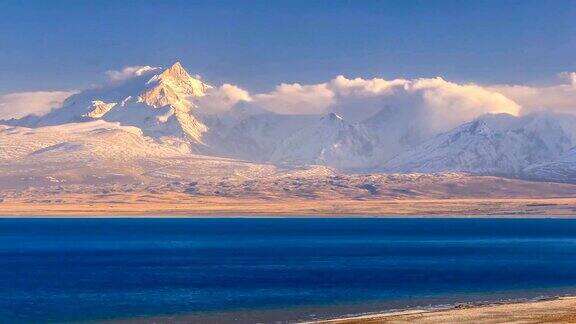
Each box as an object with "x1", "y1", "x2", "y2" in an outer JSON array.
[{"x1": 2, "y1": 218, "x2": 576, "y2": 323}]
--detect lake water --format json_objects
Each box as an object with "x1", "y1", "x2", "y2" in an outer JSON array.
[{"x1": 2, "y1": 218, "x2": 576, "y2": 323}]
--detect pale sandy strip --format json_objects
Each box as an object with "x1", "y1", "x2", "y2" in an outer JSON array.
[{"x1": 309, "y1": 297, "x2": 576, "y2": 324}]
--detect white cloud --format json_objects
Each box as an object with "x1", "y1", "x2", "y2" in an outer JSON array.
[
  {"x1": 488, "y1": 73, "x2": 576, "y2": 115},
  {"x1": 105, "y1": 65, "x2": 160, "y2": 82},
  {"x1": 195, "y1": 75, "x2": 521, "y2": 136},
  {"x1": 559, "y1": 72, "x2": 576, "y2": 86},
  {"x1": 405, "y1": 77, "x2": 521, "y2": 133},
  {"x1": 100, "y1": 65, "x2": 572, "y2": 121},
  {"x1": 329, "y1": 75, "x2": 408, "y2": 97},
  {"x1": 0, "y1": 91, "x2": 77, "y2": 119},
  {"x1": 7, "y1": 66, "x2": 569, "y2": 139},
  {"x1": 252, "y1": 83, "x2": 335, "y2": 115},
  {"x1": 212, "y1": 76, "x2": 518, "y2": 134},
  {"x1": 195, "y1": 84, "x2": 252, "y2": 114},
  {"x1": 190, "y1": 76, "x2": 518, "y2": 158}
]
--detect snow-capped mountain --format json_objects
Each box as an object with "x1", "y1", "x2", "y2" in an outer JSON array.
[
  {"x1": 0, "y1": 120, "x2": 279, "y2": 189},
  {"x1": 360, "y1": 105, "x2": 428, "y2": 161},
  {"x1": 524, "y1": 147, "x2": 576, "y2": 183},
  {"x1": 270, "y1": 113, "x2": 378, "y2": 170},
  {"x1": 2, "y1": 62, "x2": 321, "y2": 163},
  {"x1": 3, "y1": 60, "x2": 576, "y2": 183},
  {"x1": 383, "y1": 113, "x2": 576, "y2": 175},
  {"x1": 20, "y1": 62, "x2": 211, "y2": 144},
  {"x1": 201, "y1": 110, "x2": 315, "y2": 162}
]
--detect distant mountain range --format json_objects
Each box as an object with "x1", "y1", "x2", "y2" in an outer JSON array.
[
  {"x1": 383, "y1": 113, "x2": 576, "y2": 177},
  {"x1": 3, "y1": 62, "x2": 576, "y2": 186}
]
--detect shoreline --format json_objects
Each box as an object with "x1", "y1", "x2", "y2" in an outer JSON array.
[
  {"x1": 3, "y1": 214, "x2": 576, "y2": 218},
  {"x1": 311, "y1": 296, "x2": 576, "y2": 323},
  {"x1": 1, "y1": 196, "x2": 576, "y2": 217},
  {"x1": 104, "y1": 293, "x2": 576, "y2": 323}
]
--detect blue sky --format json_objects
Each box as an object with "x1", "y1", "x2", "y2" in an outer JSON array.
[{"x1": 1, "y1": 0, "x2": 575, "y2": 94}]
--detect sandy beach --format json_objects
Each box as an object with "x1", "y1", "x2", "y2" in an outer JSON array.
[
  {"x1": 315, "y1": 297, "x2": 576, "y2": 323},
  {"x1": 1, "y1": 197, "x2": 575, "y2": 217},
  {"x1": 108, "y1": 296, "x2": 576, "y2": 323},
  {"x1": 1, "y1": 193, "x2": 576, "y2": 217}
]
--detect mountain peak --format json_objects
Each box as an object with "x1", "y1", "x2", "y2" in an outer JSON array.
[
  {"x1": 170, "y1": 61, "x2": 184, "y2": 69},
  {"x1": 145, "y1": 61, "x2": 203, "y2": 86},
  {"x1": 158, "y1": 61, "x2": 191, "y2": 80},
  {"x1": 140, "y1": 62, "x2": 212, "y2": 108}
]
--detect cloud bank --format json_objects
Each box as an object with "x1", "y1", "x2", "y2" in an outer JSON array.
[
  {"x1": 253, "y1": 83, "x2": 335, "y2": 115},
  {"x1": 0, "y1": 91, "x2": 77, "y2": 119},
  {"x1": 195, "y1": 84, "x2": 252, "y2": 114},
  {"x1": 488, "y1": 73, "x2": 576, "y2": 115},
  {"x1": 196, "y1": 72, "x2": 576, "y2": 133},
  {"x1": 5, "y1": 63, "x2": 576, "y2": 136},
  {"x1": 208, "y1": 75, "x2": 522, "y2": 134},
  {"x1": 105, "y1": 65, "x2": 160, "y2": 82}
]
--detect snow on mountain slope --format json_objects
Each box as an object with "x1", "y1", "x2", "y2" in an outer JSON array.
[
  {"x1": 270, "y1": 113, "x2": 378, "y2": 170},
  {"x1": 200, "y1": 110, "x2": 315, "y2": 161},
  {"x1": 84, "y1": 101, "x2": 117, "y2": 118},
  {"x1": 360, "y1": 106, "x2": 428, "y2": 161},
  {"x1": 0, "y1": 121, "x2": 278, "y2": 189},
  {"x1": 0, "y1": 121, "x2": 145, "y2": 160},
  {"x1": 3, "y1": 60, "x2": 576, "y2": 178},
  {"x1": 21, "y1": 62, "x2": 210, "y2": 144},
  {"x1": 139, "y1": 62, "x2": 211, "y2": 107},
  {"x1": 382, "y1": 113, "x2": 576, "y2": 175},
  {"x1": 524, "y1": 147, "x2": 576, "y2": 183}
]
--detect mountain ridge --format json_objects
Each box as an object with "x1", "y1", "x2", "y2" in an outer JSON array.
[
  {"x1": 382, "y1": 113, "x2": 576, "y2": 176},
  {"x1": 2, "y1": 61, "x2": 576, "y2": 184}
]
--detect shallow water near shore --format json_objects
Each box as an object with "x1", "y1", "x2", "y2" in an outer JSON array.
[{"x1": 2, "y1": 218, "x2": 576, "y2": 323}]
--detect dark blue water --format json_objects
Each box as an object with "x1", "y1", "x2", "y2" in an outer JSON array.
[{"x1": 2, "y1": 218, "x2": 576, "y2": 323}]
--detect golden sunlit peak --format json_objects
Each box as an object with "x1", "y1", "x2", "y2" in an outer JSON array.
[{"x1": 157, "y1": 61, "x2": 192, "y2": 79}]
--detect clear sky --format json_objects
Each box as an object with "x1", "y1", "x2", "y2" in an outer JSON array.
[{"x1": 1, "y1": 0, "x2": 575, "y2": 94}]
